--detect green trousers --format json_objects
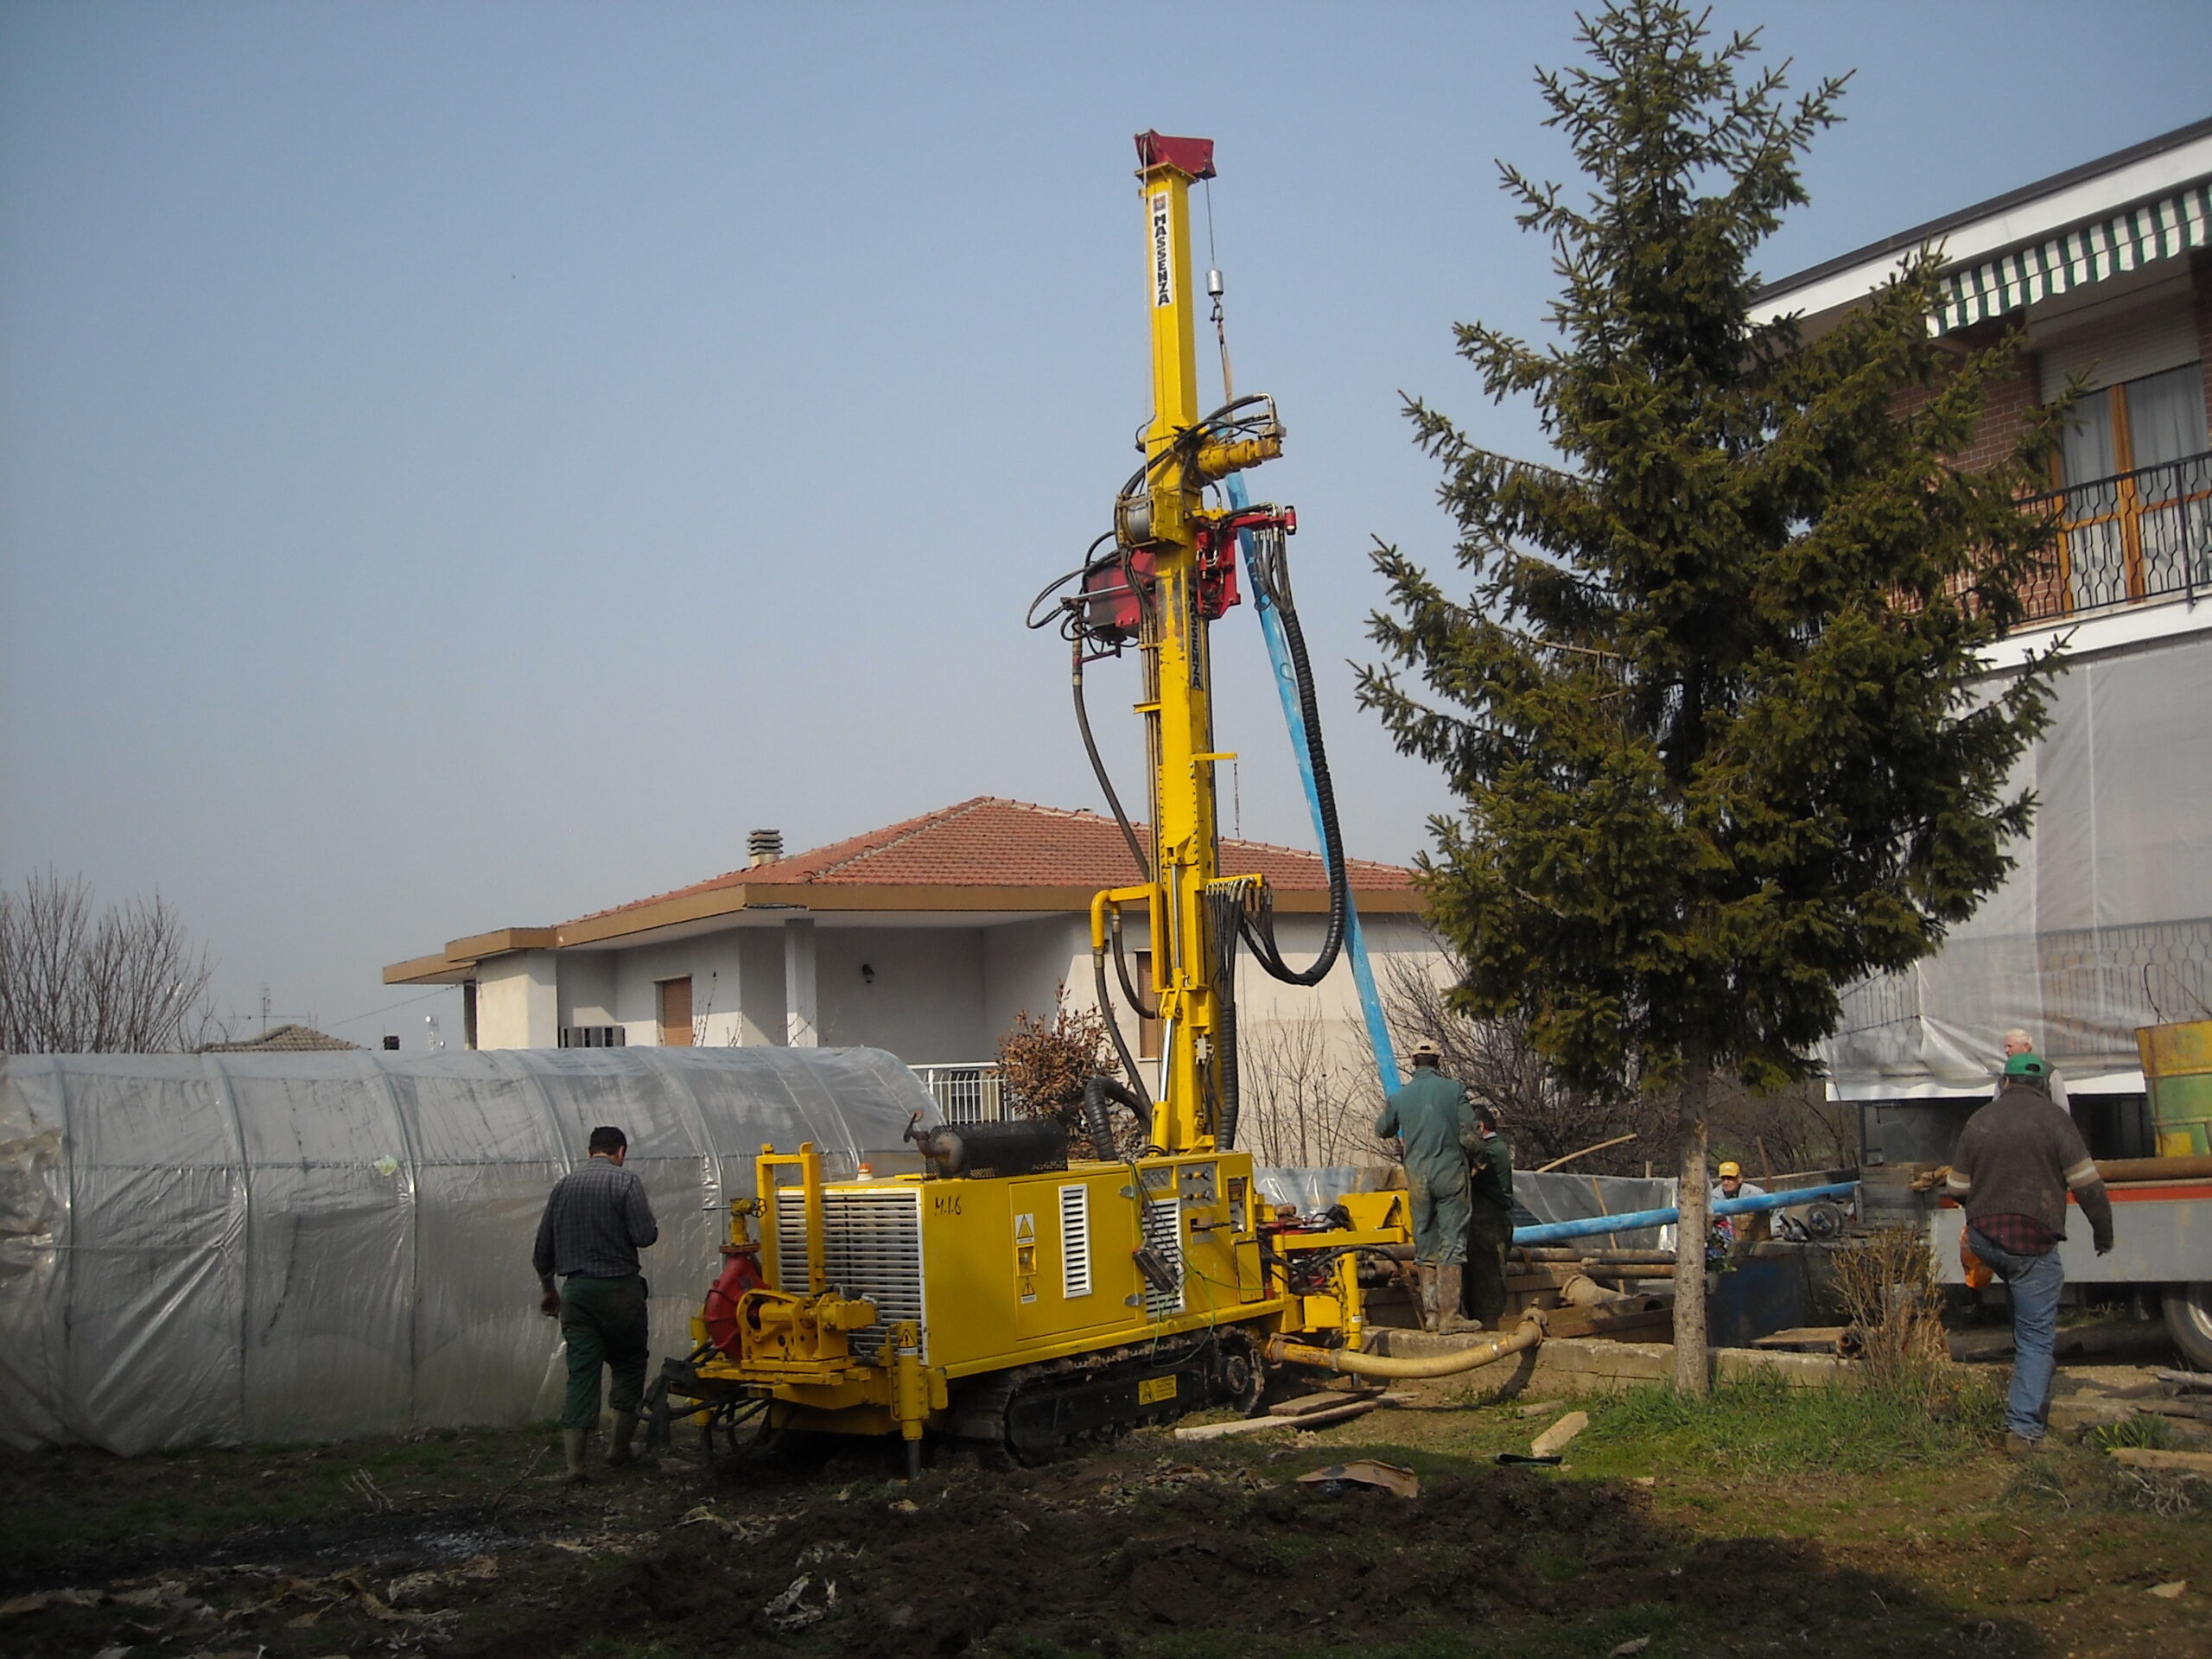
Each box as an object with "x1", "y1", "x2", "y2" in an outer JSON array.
[
  {"x1": 559, "y1": 1272, "x2": 648, "y2": 1431},
  {"x1": 1464, "y1": 1201, "x2": 1513, "y2": 1325}
]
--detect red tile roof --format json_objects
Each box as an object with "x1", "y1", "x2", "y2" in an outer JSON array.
[{"x1": 571, "y1": 797, "x2": 1414, "y2": 924}]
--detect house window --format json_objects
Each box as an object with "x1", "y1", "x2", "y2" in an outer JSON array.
[
  {"x1": 2050, "y1": 362, "x2": 2210, "y2": 612},
  {"x1": 2058, "y1": 362, "x2": 2207, "y2": 485},
  {"x1": 658, "y1": 976, "x2": 694, "y2": 1047}
]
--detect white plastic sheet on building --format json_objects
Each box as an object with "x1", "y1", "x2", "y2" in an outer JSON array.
[
  {"x1": 0, "y1": 1046, "x2": 934, "y2": 1453},
  {"x1": 1823, "y1": 629, "x2": 2212, "y2": 1100}
]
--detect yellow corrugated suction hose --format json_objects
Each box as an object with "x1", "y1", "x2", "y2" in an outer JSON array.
[{"x1": 1266, "y1": 1310, "x2": 1546, "y2": 1378}]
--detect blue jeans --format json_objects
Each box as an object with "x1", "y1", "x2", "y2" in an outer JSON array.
[{"x1": 1966, "y1": 1230, "x2": 2064, "y2": 1440}]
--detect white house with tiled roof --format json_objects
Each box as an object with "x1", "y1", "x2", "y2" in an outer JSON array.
[{"x1": 385, "y1": 798, "x2": 1433, "y2": 1154}]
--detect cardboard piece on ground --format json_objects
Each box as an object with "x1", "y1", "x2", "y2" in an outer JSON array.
[
  {"x1": 2108, "y1": 1446, "x2": 2212, "y2": 1473},
  {"x1": 1298, "y1": 1459, "x2": 1420, "y2": 1499},
  {"x1": 2147, "y1": 1581, "x2": 2187, "y2": 1599},
  {"x1": 1530, "y1": 1409, "x2": 1590, "y2": 1458}
]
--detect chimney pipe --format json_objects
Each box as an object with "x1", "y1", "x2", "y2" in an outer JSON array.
[{"x1": 748, "y1": 828, "x2": 784, "y2": 867}]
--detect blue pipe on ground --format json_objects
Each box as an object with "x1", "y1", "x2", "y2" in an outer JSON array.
[{"x1": 1510, "y1": 1182, "x2": 1859, "y2": 1245}]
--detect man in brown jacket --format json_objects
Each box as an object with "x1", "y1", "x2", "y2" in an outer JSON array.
[{"x1": 1946, "y1": 1052, "x2": 2113, "y2": 1453}]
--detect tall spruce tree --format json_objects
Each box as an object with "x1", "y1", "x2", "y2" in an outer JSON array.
[{"x1": 1358, "y1": 3, "x2": 2065, "y2": 1391}]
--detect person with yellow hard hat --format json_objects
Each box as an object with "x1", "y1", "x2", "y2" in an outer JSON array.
[{"x1": 1709, "y1": 1160, "x2": 1768, "y2": 1244}]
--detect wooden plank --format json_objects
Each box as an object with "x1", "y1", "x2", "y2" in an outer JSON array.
[
  {"x1": 1175, "y1": 1399, "x2": 1380, "y2": 1441},
  {"x1": 2156, "y1": 1368, "x2": 2212, "y2": 1393},
  {"x1": 2108, "y1": 1446, "x2": 2212, "y2": 1473},
  {"x1": 1529, "y1": 1410, "x2": 1589, "y2": 1458},
  {"x1": 1269, "y1": 1389, "x2": 1379, "y2": 1419},
  {"x1": 1752, "y1": 1325, "x2": 1851, "y2": 1353}
]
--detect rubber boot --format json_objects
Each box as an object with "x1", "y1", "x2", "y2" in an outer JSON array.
[
  {"x1": 1434, "y1": 1265, "x2": 1481, "y2": 1334},
  {"x1": 1417, "y1": 1265, "x2": 1439, "y2": 1332},
  {"x1": 561, "y1": 1427, "x2": 590, "y2": 1485},
  {"x1": 607, "y1": 1410, "x2": 639, "y2": 1468}
]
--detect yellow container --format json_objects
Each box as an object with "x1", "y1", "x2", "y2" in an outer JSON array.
[{"x1": 2136, "y1": 1020, "x2": 2212, "y2": 1159}]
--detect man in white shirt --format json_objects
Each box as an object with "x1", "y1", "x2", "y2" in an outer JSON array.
[{"x1": 1999, "y1": 1029, "x2": 2069, "y2": 1111}]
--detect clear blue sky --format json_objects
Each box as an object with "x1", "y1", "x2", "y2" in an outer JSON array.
[{"x1": 5, "y1": 2, "x2": 2209, "y2": 1047}]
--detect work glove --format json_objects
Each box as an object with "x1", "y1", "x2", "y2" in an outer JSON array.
[{"x1": 2093, "y1": 1230, "x2": 2113, "y2": 1256}]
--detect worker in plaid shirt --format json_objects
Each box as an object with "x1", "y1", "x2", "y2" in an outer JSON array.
[
  {"x1": 534, "y1": 1125, "x2": 658, "y2": 1483},
  {"x1": 1948, "y1": 1052, "x2": 2113, "y2": 1455}
]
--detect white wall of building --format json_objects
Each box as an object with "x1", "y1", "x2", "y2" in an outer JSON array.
[
  {"x1": 815, "y1": 925, "x2": 988, "y2": 1064},
  {"x1": 474, "y1": 950, "x2": 559, "y2": 1048}
]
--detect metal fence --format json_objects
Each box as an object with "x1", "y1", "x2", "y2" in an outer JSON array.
[
  {"x1": 910, "y1": 1062, "x2": 1005, "y2": 1125},
  {"x1": 2024, "y1": 449, "x2": 2212, "y2": 621}
]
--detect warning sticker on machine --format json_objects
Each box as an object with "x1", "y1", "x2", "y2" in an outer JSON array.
[{"x1": 1137, "y1": 1375, "x2": 1177, "y2": 1406}]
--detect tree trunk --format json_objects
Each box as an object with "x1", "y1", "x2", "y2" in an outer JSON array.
[{"x1": 1670, "y1": 1032, "x2": 1712, "y2": 1395}]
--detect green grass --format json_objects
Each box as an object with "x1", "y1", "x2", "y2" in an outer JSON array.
[{"x1": 1571, "y1": 1370, "x2": 2001, "y2": 1478}]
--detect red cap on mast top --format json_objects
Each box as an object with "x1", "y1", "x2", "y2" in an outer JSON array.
[{"x1": 1134, "y1": 131, "x2": 1217, "y2": 180}]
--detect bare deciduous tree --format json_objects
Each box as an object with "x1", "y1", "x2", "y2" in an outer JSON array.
[
  {"x1": 1379, "y1": 934, "x2": 1857, "y2": 1177},
  {"x1": 1236, "y1": 1007, "x2": 1387, "y2": 1168},
  {"x1": 0, "y1": 871, "x2": 218, "y2": 1053}
]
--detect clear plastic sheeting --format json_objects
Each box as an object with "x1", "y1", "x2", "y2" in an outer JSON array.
[
  {"x1": 0, "y1": 1046, "x2": 936, "y2": 1454},
  {"x1": 1510, "y1": 1172, "x2": 1677, "y2": 1252},
  {"x1": 1824, "y1": 629, "x2": 2212, "y2": 1100},
  {"x1": 1253, "y1": 1166, "x2": 1394, "y2": 1213}
]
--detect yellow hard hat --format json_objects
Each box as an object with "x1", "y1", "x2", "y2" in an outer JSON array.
[{"x1": 1717, "y1": 1160, "x2": 1741, "y2": 1179}]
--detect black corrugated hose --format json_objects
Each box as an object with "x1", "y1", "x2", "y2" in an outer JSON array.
[{"x1": 1237, "y1": 525, "x2": 1348, "y2": 988}]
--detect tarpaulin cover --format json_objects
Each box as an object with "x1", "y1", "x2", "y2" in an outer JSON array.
[
  {"x1": 0, "y1": 1046, "x2": 935, "y2": 1453},
  {"x1": 1823, "y1": 630, "x2": 2212, "y2": 1100}
]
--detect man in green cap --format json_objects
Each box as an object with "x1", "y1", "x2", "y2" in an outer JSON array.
[
  {"x1": 1947, "y1": 1051, "x2": 2113, "y2": 1454},
  {"x1": 1375, "y1": 1040, "x2": 1484, "y2": 1332}
]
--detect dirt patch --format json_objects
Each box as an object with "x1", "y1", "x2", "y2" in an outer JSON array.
[
  {"x1": 441, "y1": 1452, "x2": 2027, "y2": 1659},
  {"x1": 9, "y1": 1405, "x2": 2204, "y2": 1658}
]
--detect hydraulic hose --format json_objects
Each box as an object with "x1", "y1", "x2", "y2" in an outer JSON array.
[
  {"x1": 1265, "y1": 1312, "x2": 1547, "y2": 1379},
  {"x1": 1109, "y1": 907, "x2": 1155, "y2": 1020},
  {"x1": 1083, "y1": 1073, "x2": 1151, "y2": 1160},
  {"x1": 1073, "y1": 640, "x2": 1150, "y2": 884},
  {"x1": 1236, "y1": 528, "x2": 1349, "y2": 988},
  {"x1": 1091, "y1": 944, "x2": 1154, "y2": 1127}
]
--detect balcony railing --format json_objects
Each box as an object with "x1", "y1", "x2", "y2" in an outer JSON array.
[
  {"x1": 910, "y1": 1062, "x2": 1004, "y2": 1125},
  {"x1": 2023, "y1": 450, "x2": 2212, "y2": 623}
]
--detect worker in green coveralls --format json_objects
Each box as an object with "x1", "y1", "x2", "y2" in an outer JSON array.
[
  {"x1": 1374, "y1": 1040, "x2": 1484, "y2": 1332},
  {"x1": 1462, "y1": 1098, "x2": 1515, "y2": 1327}
]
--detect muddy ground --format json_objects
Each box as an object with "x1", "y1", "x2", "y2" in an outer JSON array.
[{"x1": 3, "y1": 1365, "x2": 2207, "y2": 1659}]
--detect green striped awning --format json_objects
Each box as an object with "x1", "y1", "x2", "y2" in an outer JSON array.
[{"x1": 1933, "y1": 181, "x2": 2212, "y2": 334}]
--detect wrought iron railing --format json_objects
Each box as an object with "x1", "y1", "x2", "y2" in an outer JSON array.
[
  {"x1": 910, "y1": 1062, "x2": 1004, "y2": 1124},
  {"x1": 2023, "y1": 449, "x2": 2212, "y2": 622}
]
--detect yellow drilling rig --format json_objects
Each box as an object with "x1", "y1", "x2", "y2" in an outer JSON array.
[{"x1": 653, "y1": 133, "x2": 1535, "y2": 1473}]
